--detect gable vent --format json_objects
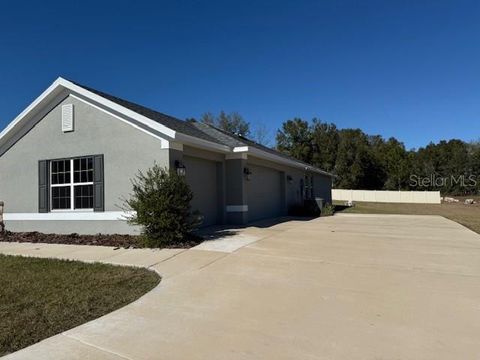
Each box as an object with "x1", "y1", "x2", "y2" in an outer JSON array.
[{"x1": 62, "y1": 104, "x2": 74, "y2": 132}]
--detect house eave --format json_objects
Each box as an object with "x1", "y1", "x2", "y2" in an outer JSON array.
[
  {"x1": 175, "y1": 132, "x2": 231, "y2": 153},
  {"x1": 234, "y1": 146, "x2": 334, "y2": 177},
  {"x1": 61, "y1": 78, "x2": 177, "y2": 139}
]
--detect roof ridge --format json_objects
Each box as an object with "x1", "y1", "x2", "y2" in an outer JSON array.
[
  {"x1": 64, "y1": 79, "x2": 332, "y2": 176},
  {"x1": 70, "y1": 81, "x2": 182, "y2": 122}
]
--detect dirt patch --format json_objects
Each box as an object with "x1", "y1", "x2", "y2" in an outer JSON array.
[{"x1": 0, "y1": 231, "x2": 203, "y2": 249}]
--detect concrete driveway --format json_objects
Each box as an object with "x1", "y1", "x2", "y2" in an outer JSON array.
[{"x1": 3, "y1": 214, "x2": 480, "y2": 359}]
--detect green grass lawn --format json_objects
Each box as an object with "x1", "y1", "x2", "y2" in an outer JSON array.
[
  {"x1": 0, "y1": 255, "x2": 160, "y2": 356},
  {"x1": 336, "y1": 197, "x2": 480, "y2": 234}
]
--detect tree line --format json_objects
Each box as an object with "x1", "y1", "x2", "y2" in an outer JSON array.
[
  {"x1": 192, "y1": 112, "x2": 480, "y2": 195},
  {"x1": 276, "y1": 118, "x2": 480, "y2": 195}
]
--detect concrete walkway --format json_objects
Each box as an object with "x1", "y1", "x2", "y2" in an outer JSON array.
[{"x1": 2, "y1": 214, "x2": 480, "y2": 359}]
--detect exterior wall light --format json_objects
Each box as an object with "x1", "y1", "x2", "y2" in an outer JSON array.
[
  {"x1": 175, "y1": 160, "x2": 186, "y2": 176},
  {"x1": 286, "y1": 175, "x2": 293, "y2": 184},
  {"x1": 243, "y1": 167, "x2": 252, "y2": 181}
]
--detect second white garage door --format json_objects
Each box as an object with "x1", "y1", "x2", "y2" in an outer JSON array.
[
  {"x1": 246, "y1": 164, "x2": 283, "y2": 222},
  {"x1": 184, "y1": 156, "x2": 219, "y2": 227}
]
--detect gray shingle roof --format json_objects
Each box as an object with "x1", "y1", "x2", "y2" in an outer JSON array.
[
  {"x1": 189, "y1": 121, "x2": 245, "y2": 147},
  {"x1": 194, "y1": 122, "x2": 324, "y2": 172},
  {"x1": 70, "y1": 80, "x2": 331, "y2": 175},
  {"x1": 72, "y1": 81, "x2": 224, "y2": 145}
]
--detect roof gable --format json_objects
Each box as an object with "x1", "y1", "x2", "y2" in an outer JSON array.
[
  {"x1": 0, "y1": 78, "x2": 175, "y2": 150},
  {"x1": 0, "y1": 77, "x2": 232, "y2": 155}
]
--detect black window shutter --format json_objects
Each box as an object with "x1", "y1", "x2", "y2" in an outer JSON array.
[
  {"x1": 93, "y1": 155, "x2": 104, "y2": 212},
  {"x1": 38, "y1": 160, "x2": 49, "y2": 213}
]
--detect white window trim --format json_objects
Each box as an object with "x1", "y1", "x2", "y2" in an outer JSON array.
[{"x1": 50, "y1": 158, "x2": 94, "y2": 212}]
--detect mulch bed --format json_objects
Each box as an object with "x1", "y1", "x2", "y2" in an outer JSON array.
[{"x1": 0, "y1": 231, "x2": 204, "y2": 249}]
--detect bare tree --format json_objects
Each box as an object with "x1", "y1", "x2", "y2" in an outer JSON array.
[
  {"x1": 252, "y1": 123, "x2": 272, "y2": 147},
  {"x1": 200, "y1": 111, "x2": 250, "y2": 137}
]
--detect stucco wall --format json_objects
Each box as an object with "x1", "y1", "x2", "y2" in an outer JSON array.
[
  {"x1": 169, "y1": 145, "x2": 226, "y2": 226},
  {"x1": 0, "y1": 91, "x2": 333, "y2": 233},
  {"x1": 183, "y1": 145, "x2": 225, "y2": 162},
  {"x1": 286, "y1": 168, "x2": 307, "y2": 208},
  {"x1": 313, "y1": 174, "x2": 333, "y2": 204},
  {"x1": 0, "y1": 94, "x2": 169, "y2": 214},
  {"x1": 247, "y1": 156, "x2": 331, "y2": 213}
]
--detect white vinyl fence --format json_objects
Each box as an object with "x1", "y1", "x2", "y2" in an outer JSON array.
[{"x1": 332, "y1": 189, "x2": 441, "y2": 204}]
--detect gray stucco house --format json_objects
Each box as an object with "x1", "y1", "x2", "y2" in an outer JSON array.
[{"x1": 0, "y1": 77, "x2": 332, "y2": 234}]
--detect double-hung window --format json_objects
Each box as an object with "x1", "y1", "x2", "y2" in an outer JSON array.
[{"x1": 50, "y1": 157, "x2": 94, "y2": 211}]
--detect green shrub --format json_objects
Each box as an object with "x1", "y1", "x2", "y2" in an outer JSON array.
[
  {"x1": 321, "y1": 203, "x2": 335, "y2": 217},
  {"x1": 124, "y1": 164, "x2": 202, "y2": 248}
]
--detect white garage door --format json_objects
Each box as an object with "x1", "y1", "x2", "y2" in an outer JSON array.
[
  {"x1": 247, "y1": 164, "x2": 282, "y2": 222},
  {"x1": 184, "y1": 156, "x2": 218, "y2": 226}
]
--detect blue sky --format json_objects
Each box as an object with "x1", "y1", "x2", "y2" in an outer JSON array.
[{"x1": 0, "y1": 0, "x2": 479, "y2": 149}]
